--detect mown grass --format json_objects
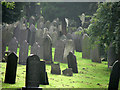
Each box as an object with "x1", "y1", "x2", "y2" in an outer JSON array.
[{"x1": 1, "y1": 48, "x2": 120, "y2": 89}]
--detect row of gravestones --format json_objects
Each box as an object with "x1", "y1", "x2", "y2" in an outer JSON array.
[{"x1": 4, "y1": 52, "x2": 48, "y2": 88}]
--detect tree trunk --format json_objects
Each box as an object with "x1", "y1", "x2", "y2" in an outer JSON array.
[{"x1": 62, "y1": 18, "x2": 67, "y2": 35}]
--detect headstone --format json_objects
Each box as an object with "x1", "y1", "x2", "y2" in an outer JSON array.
[
  {"x1": 51, "y1": 31, "x2": 58, "y2": 47},
  {"x1": 90, "y1": 44, "x2": 101, "y2": 63},
  {"x1": 43, "y1": 35, "x2": 52, "y2": 61},
  {"x1": 63, "y1": 39, "x2": 74, "y2": 63},
  {"x1": 8, "y1": 37, "x2": 18, "y2": 54},
  {"x1": 51, "y1": 63, "x2": 61, "y2": 75},
  {"x1": 54, "y1": 40, "x2": 65, "y2": 63},
  {"x1": 60, "y1": 35, "x2": 67, "y2": 40},
  {"x1": 66, "y1": 33, "x2": 73, "y2": 40},
  {"x1": 82, "y1": 34, "x2": 90, "y2": 59},
  {"x1": 62, "y1": 68, "x2": 73, "y2": 76},
  {"x1": 19, "y1": 40, "x2": 29, "y2": 65},
  {"x1": 107, "y1": 43, "x2": 117, "y2": 67},
  {"x1": 31, "y1": 42, "x2": 39, "y2": 55},
  {"x1": 108, "y1": 60, "x2": 120, "y2": 90},
  {"x1": 67, "y1": 52, "x2": 78, "y2": 73},
  {"x1": 45, "y1": 21, "x2": 50, "y2": 28},
  {"x1": 26, "y1": 55, "x2": 41, "y2": 87},
  {"x1": 29, "y1": 16, "x2": 35, "y2": 26},
  {"x1": 4, "y1": 52, "x2": 18, "y2": 84},
  {"x1": 37, "y1": 22, "x2": 44, "y2": 29},
  {"x1": 0, "y1": 29, "x2": 2, "y2": 61}
]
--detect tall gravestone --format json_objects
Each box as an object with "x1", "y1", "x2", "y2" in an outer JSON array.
[
  {"x1": 4, "y1": 52, "x2": 18, "y2": 84},
  {"x1": 26, "y1": 55, "x2": 41, "y2": 87},
  {"x1": 82, "y1": 34, "x2": 90, "y2": 59},
  {"x1": 8, "y1": 37, "x2": 18, "y2": 54},
  {"x1": 90, "y1": 44, "x2": 101, "y2": 63},
  {"x1": 63, "y1": 39, "x2": 74, "y2": 63},
  {"x1": 43, "y1": 35, "x2": 52, "y2": 61},
  {"x1": 67, "y1": 52, "x2": 78, "y2": 73},
  {"x1": 54, "y1": 40, "x2": 65, "y2": 63},
  {"x1": 107, "y1": 43, "x2": 117, "y2": 67},
  {"x1": 19, "y1": 40, "x2": 28, "y2": 65},
  {"x1": 51, "y1": 31, "x2": 58, "y2": 47},
  {"x1": 31, "y1": 42, "x2": 39, "y2": 55}
]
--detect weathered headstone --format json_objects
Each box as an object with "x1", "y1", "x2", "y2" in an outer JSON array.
[
  {"x1": 51, "y1": 31, "x2": 58, "y2": 47},
  {"x1": 107, "y1": 43, "x2": 117, "y2": 67},
  {"x1": 26, "y1": 55, "x2": 41, "y2": 87},
  {"x1": 8, "y1": 37, "x2": 18, "y2": 54},
  {"x1": 19, "y1": 40, "x2": 29, "y2": 65},
  {"x1": 31, "y1": 42, "x2": 39, "y2": 55},
  {"x1": 60, "y1": 35, "x2": 67, "y2": 40},
  {"x1": 62, "y1": 68, "x2": 73, "y2": 76},
  {"x1": 67, "y1": 52, "x2": 78, "y2": 73},
  {"x1": 108, "y1": 60, "x2": 120, "y2": 90},
  {"x1": 45, "y1": 20, "x2": 50, "y2": 28},
  {"x1": 51, "y1": 63, "x2": 61, "y2": 75},
  {"x1": 4, "y1": 52, "x2": 18, "y2": 84},
  {"x1": 29, "y1": 16, "x2": 35, "y2": 26},
  {"x1": 82, "y1": 34, "x2": 90, "y2": 59},
  {"x1": 43, "y1": 35, "x2": 52, "y2": 61},
  {"x1": 66, "y1": 33, "x2": 73, "y2": 40},
  {"x1": 90, "y1": 44, "x2": 101, "y2": 63},
  {"x1": 54, "y1": 40, "x2": 65, "y2": 63},
  {"x1": 63, "y1": 39, "x2": 74, "y2": 63}
]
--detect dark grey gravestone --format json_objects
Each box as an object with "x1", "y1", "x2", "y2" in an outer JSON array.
[
  {"x1": 54, "y1": 40, "x2": 65, "y2": 63},
  {"x1": 107, "y1": 43, "x2": 117, "y2": 67},
  {"x1": 19, "y1": 40, "x2": 28, "y2": 65},
  {"x1": 8, "y1": 37, "x2": 18, "y2": 54},
  {"x1": 63, "y1": 39, "x2": 74, "y2": 63},
  {"x1": 90, "y1": 44, "x2": 101, "y2": 63},
  {"x1": 29, "y1": 24, "x2": 36, "y2": 46},
  {"x1": 43, "y1": 35, "x2": 52, "y2": 61},
  {"x1": 108, "y1": 60, "x2": 120, "y2": 90},
  {"x1": 26, "y1": 54, "x2": 40, "y2": 87},
  {"x1": 39, "y1": 61, "x2": 49, "y2": 85},
  {"x1": 82, "y1": 34, "x2": 90, "y2": 59},
  {"x1": 67, "y1": 52, "x2": 78, "y2": 73},
  {"x1": 4, "y1": 52, "x2": 18, "y2": 84},
  {"x1": 62, "y1": 68, "x2": 73, "y2": 76},
  {"x1": 51, "y1": 63, "x2": 61, "y2": 75}
]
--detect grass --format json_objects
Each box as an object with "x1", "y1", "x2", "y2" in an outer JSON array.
[{"x1": 1, "y1": 48, "x2": 120, "y2": 89}]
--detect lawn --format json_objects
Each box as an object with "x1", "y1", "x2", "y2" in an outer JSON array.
[{"x1": 1, "y1": 48, "x2": 119, "y2": 89}]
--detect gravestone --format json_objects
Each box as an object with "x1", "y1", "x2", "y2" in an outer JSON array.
[
  {"x1": 43, "y1": 35, "x2": 52, "y2": 61},
  {"x1": 62, "y1": 68, "x2": 73, "y2": 76},
  {"x1": 37, "y1": 22, "x2": 44, "y2": 29},
  {"x1": 66, "y1": 33, "x2": 73, "y2": 40},
  {"x1": 4, "y1": 52, "x2": 18, "y2": 84},
  {"x1": 26, "y1": 55, "x2": 41, "y2": 87},
  {"x1": 51, "y1": 31, "x2": 58, "y2": 47},
  {"x1": 108, "y1": 60, "x2": 120, "y2": 90},
  {"x1": 19, "y1": 40, "x2": 29, "y2": 65},
  {"x1": 82, "y1": 34, "x2": 90, "y2": 59},
  {"x1": 13, "y1": 24, "x2": 20, "y2": 42},
  {"x1": 51, "y1": 63, "x2": 61, "y2": 75},
  {"x1": 31, "y1": 42, "x2": 39, "y2": 55},
  {"x1": 67, "y1": 52, "x2": 78, "y2": 73},
  {"x1": 45, "y1": 20, "x2": 50, "y2": 28},
  {"x1": 8, "y1": 37, "x2": 18, "y2": 54},
  {"x1": 60, "y1": 35, "x2": 67, "y2": 40},
  {"x1": 63, "y1": 39, "x2": 74, "y2": 63},
  {"x1": 107, "y1": 43, "x2": 117, "y2": 67},
  {"x1": 0, "y1": 29, "x2": 2, "y2": 61},
  {"x1": 54, "y1": 40, "x2": 65, "y2": 63},
  {"x1": 90, "y1": 44, "x2": 101, "y2": 63},
  {"x1": 29, "y1": 16, "x2": 35, "y2": 26}
]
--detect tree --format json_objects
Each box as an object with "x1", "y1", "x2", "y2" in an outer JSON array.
[
  {"x1": 41, "y1": 2, "x2": 98, "y2": 35},
  {"x1": 88, "y1": 2, "x2": 120, "y2": 61}
]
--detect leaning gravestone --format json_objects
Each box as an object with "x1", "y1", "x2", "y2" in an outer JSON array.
[
  {"x1": 19, "y1": 40, "x2": 29, "y2": 65},
  {"x1": 107, "y1": 43, "x2": 117, "y2": 67},
  {"x1": 63, "y1": 39, "x2": 74, "y2": 63},
  {"x1": 51, "y1": 63, "x2": 61, "y2": 75},
  {"x1": 26, "y1": 55, "x2": 41, "y2": 87},
  {"x1": 90, "y1": 44, "x2": 101, "y2": 63},
  {"x1": 108, "y1": 60, "x2": 120, "y2": 90},
  {"x1": 67, "y1": 52, "x2": 78, "y2": 73},
  {"x1": 54, "y1": 40, "x2": 65, "y2": 63},
  {"x1": 82, "y1": 34, "x2": 90, "y2": 59},
  {"x1": 62, "y1": 68, "x2": 73, "y2": 76},
  {"x1": 8, "y1": 37, "x2": 18, "y2": 54},
  {"x1": 43, "y1": 35, "x2": 52, "y2": 62},
  {"x1": 4, "y1": 52, "x2": 18, "y2": 84}
]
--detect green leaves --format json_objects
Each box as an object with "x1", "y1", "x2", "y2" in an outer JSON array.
[{"x1": 1, "y1": 2, "x2": 15, "y2": 9}]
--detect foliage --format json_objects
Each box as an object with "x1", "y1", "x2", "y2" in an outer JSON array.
[
  {"x1": 88, "y1": 2, "x2": 120, "y2": 55},
  {"x1": 1, "y1": 2, "x2": 15, "y2": 9}
]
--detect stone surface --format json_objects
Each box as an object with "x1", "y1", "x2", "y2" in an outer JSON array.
[
  {"x1": 4, "y1": 52, "x2": 18, "y2": 84},
  {"x1": 19, "y1": 40, "x2": 29, "y2": 65},
  {"x1": 67, "y1": 52, "x2": 78, "y2": 73},
  {"x1": 8, "y1": 37, "x2": 18, "y2": 54},
  {"x1": 54, "y1": 40, "x2": 65, "y2": 63},
  {"x1": 26, "y1": 55, "x2": 40, "y2": 87},
  {"x1": 62, "y1": 68, "x2": 73, "y2": 76},
  {"x1": 51, "y1": 63, "x2": 61, "y2": 75},
  {"x1": 82, "y1": 34, "x2": 90, "y2": 59}
]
